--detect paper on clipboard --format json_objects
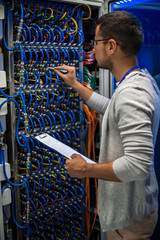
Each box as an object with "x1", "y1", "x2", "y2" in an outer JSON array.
[{"x1": 35, "y1": 133, "x2": 97, "y2": 164}]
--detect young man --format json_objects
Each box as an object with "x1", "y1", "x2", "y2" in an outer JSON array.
[{"x1": 54, "y1": 11, "x2": 160, "y2": 240}]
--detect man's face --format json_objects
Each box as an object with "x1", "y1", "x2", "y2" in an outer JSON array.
[{"x1": 93, "y1": 26, "x2": 113, "y2": 70}]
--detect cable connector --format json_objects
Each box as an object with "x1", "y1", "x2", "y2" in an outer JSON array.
[
  {"x1": 19, "y1": 62, "x2": 24, "y2": 88},
  {"x1": 16, "y1": 19, "x2": 23, "y2": 43},
  {"x1": 0, "y1": 131, "x2": 5, "y2": 150},
  {"x1": 23, "y1": 113, "x2": 29, "y2": 137}
]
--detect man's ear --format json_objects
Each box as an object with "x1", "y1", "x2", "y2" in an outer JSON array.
[{"x1": 107, "y1": 39, "x2": 118, "y2": 54}]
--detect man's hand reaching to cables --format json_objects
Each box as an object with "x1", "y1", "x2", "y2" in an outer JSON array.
[{"x1": 54, "y1": 65, "x2": 93, "y2": 102}]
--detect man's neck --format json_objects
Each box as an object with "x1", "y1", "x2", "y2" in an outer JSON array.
[{"x1": 112, "y1": 58, "x2": 140, "y2": 83}]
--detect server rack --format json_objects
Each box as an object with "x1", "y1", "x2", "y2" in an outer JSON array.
[{"x1": 0, "y1": 1, "x2": 103, "y2": 239}]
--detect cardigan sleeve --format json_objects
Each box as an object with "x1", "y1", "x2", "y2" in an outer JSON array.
[
  {"x1": 113, "y1": 86, "x2": 155, "y2": 182},
  {"x1": 87, "y1": 92, "x2": 110, "y2": 115}
]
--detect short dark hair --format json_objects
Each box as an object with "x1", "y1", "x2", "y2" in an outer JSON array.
[{"x1": 96, "y1": 11, "x2": 144, "y2": 56}]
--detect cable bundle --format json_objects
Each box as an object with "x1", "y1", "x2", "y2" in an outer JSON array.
[
  {"x1": 83, "y1": 43, "x2": 96, "y2": 66},
  {"x1": 83, "y1": 66, "x2": 99, "y2": 240},
  {"x1": 0, "y1": 1, "x2": 92, "y2": 239}
]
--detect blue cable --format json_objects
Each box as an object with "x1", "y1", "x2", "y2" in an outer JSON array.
[
  {"x1": 36, "y1": 47, "x2": 44, "y2": 64},
  {"x1": 34, "y1": 92, "x2": 38, "y2": 110},
  {"x1": 69, "y1": 129, "x2": 76, "y2": 143},
  {"x1": 68, "y1": 47, "x2": 76, "y2": 63},
  {"x1": 42, "y1": 28, "x2": 51, "y2": 45},
  {"x1": 68, "y1": 28, "x2": 75, "y2": 46},
  {"x1": 60, "y1": 168, "x2": 68, "y2": 183},
  {"x1": 30, "y1": 73, "x2": 38, "y2": 89},
  {"x1": 66, "y1": 188, "x2": 75, "y2": 202},
  {"x1": 51, "y1": 5, "x2": 58, "y2": 24},
  {"x1": 1, "y1": 0, "x2": 19, "y2": 51},
  {"x1": 65, "y1": 205, "x2": 74, "y2": 219},
  {"x1": 54, "y1": 209, "x2": 64, "y2": 224},
  {"x1": 29, "y1": 137, "x2": 35, "y2": 151},
  {"x1": 42, "y1": 73, "x2": 49, "y2": 88},
  {"x1": 30, "y1": 26, "x2": 39, "y2": 44},
  {"x1": 33, "y1": 175, "x2": 41, "y2": 193},
  {"x1": 55, "y1": 191, "x2": 65, "y2": 206},
  {"x1": 2, "y1": 185, "x2": 29, "y2": 228},
  {"x1": 46, "y1": 151, "x2": 55, "y2": 170},
  {"x1": 52, "y1": 72, "x2": 59, "y2": 88},
  {"x1": 59, "y1": 89, "x2": 66, "y2": 104},
  {"x1": 36, "y1": 112, "x2": 45, "y2": 131},
  {"x1": 51, "y1": 171, "x2": 58, "y2": 186},
  {"x1": 23, "y1": 46, "x2": 32, "y2": 63},
  {"x1": 36, "y1": 5, "x2": 42, "y2": 18},
  {"x1": 69, "y1": 203, "x2": 79, "y2": 217},
  {"x1": 49, "y1": 191, "x2": 59, "y2": 206},
  {"x1": 47, "y1": 195, "x2": 56, "y2": 209},
  {"x1": 74, "y1": 128, "x2": 82, "y2": 142},
  {"x1": 42, "y1": 47, "x2": 50, "y2": 67},
  {"x1": 38, "y1": 154, "x2": 44, "y2": 173},
  {"x1": 34, "y1": 215, "x2": 44, "y2": 233},
  {"x1": 63, "y1": 29, "x2": 72, "y2": 46},
  {"x1": 65, "y1": 111, "x2": 74, "y2": 127},
  {"x1": 56, "y1": 5, "x2": 64, "y2": 21},
  {"x1": 44, "y1": 212, "x2": 55, "y2": 227},
  {"x1": 0, "y1": 83, "x2": 23, "y2": 99},
  {"x1": 48, "y1": 47, "x2": 56, "y2": 64},
  {"x1": 35, "y1": 69, "x2": 41, "y2": 89},
  {"x1": 30, "y1": 3, "x2": 36, "y2": 22},
  {"x1": 30, "y1": 47, "x2": 38, "y2": 67},
  {"x1": 44, "y1": 155, "x2": 51, "y2": 172},
  {"x1": 27, "y1": 114, "x2": 34, "y2": 133},
  {"x1": 79, "y1": 48, "x2": 86, "y2": 62},
  {"x1": 23, "y1": 23, "x2": 31, "y2": 43},
  {"x1": 18, "y1": 27, "x2": 27, "y2": 44},
  {"x1": 58, "y1": 47, "x2": 67, "y2": 63},
  {"x1": 44, "y1": 172, "x2": 52, "y2": 189},
  {"x1": 59, "y1": 130, "x2": 67, "y2": 144},
  {"x1": 37, "y1": 91, "x2": 45, "y2": 106},
  {"x1": 29, "y1": 177, "x2": 36, "y2": 193},
  {"x1": 30, "y1": 198, "x2": 38, "y2": 215},
  {"x1": 40, "y1": 175, "x2": 47, "y2": 191},
  {"x1": 25, "y1": 91, "x2": 32, "y2": 107},
  {"x1": 45, "y1": 25, "x2": 54, "y2": 44},
  {"x1": 54, "y1": 112, "x2": 63, "y2": 129},
  {"x1": 77, "y1": 67, "x2": 83, "y2": 83},
  {"x1": 58, "y1": 109, "x2": 67, "y2": 126},
  {"x1": 75, "y1": 108, "x2": 85, "y2": 125},
  {"x1": 42, "y1": 6, "x2": 47, "y2": 23},
  {"x1": 64, "y1": 129, "x2": 72, "y2": 145},
  {"x1": 46, "y1": 110, "x2": 56, "y2": 129},
  {"x1": 45, "y1": 69, "x2": 52, "y2": 88},
  {"x1": 53, "y1": 29, "x2": 62, "y2": 45},
  {"x1": 41, "y1": 214, "x2": 49, "y2": 230},
  {"x1": 24, "y1": 69, "x2": 29, "y2": 89},
  {"x1": 0, "y1": 99, "x2": 28, "y2": 148},
  {"x1": 33, "y1": 158, "x2": 41, "y2": 175},
  {"x1": 33, "y1": 115, "x2": 42, "y2": 132},
  {"x1": 48, "y1": 90, "x2": 55, "y2": 106},
  {"x1": 40, "y1": 195, "x2": 48, "y2": 211},
  {"x1": 69, "y1": 185, "x2": 78, "y2": 198},
  {"x1": 51, "y1": 47, "x2": 60, "y2": 65},
  {"x1": 30, "y1": 218, "x2": 38, "y2": 233},
  {"x1": 44, "y1": 114, "x2": 52, "y2": 130},
  {"x1": 63, "y1": 7, "x2": 70, "y2": 24},
  {"x1": 34, "y1": 24, "x2": 43, "y2": 43}
]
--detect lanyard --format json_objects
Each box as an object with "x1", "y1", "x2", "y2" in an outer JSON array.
[{"x1": 118, "y1": 65, "x2": 139, "y2": 86}]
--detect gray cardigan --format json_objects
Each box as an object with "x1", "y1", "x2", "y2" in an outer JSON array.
[{"x1": 87, "y1": 69, "x2": 160, "y2": 231}]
